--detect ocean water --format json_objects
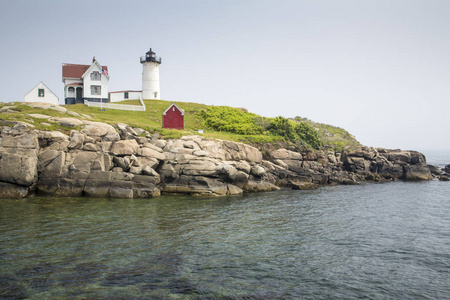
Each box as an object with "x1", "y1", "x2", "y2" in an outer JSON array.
[{"x1": 0, "y1": 152, "x2": 449, "y2": 299}]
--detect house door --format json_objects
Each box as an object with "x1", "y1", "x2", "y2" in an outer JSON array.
[{"x1": 76, "y1": 88, "x2": 83, "y2": 100}]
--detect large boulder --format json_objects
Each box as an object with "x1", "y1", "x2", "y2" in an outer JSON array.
[
  {"x1": 270, "y1": 149, "x2": 302, "y2": 160},
  {"x1": 37, "y1": 178, "x2": 85, "y2": 197},
  {"x1": 0, "y1": 182, "x2": 29, "y2": 198},
  {"x1": 444, "y1": 164, "x2": 450, "y2": 174},
  {"x1": 221, "y1": 140, "x2": 262, "y2": 163},
  {"x1": 162, "y1": 175, "x2": 242, "y2": 196},
  {"x1": 50, "y1": 117, "x2": 84, "y2": 128},
  {"x1": 82, "y1": 121, "x2": 120, "y2": 142},
  {"x1": 68, "y1": 130, "x2": 85, "y2": 149},
  {"x1": 138, "y1": 146, "x2": 165, "y2": 160},
  {"x1": 38, "y1": 149, "x2": 66, "y2": 178},
  {"x1": 243, "y1": 180, "x2": 280, "y2": 192},
  {"x1": 403, "y1": 164, "x2": 433, "y2": 181},
  {"x1": 0, "y1": 148, "x2": 38, "y2": 186},
  {"x1": 110, "y1": 139, "x2": 139, "y2": 156}
]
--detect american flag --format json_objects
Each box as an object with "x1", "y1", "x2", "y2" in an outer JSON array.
[{"x1": 102, "y1": 67, "x2": 108, "y2": 76}]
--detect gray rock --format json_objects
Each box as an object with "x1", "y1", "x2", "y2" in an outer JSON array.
[
  {"x1": 129, "y1": 166, "x2": 143, "y2": 175},
  {"x1": 28, "y1": 113, "x2": 51, "y2": 119},
  {"x1": 142, "y1": 165, "x2": 160, "y2": 177},
  {"x1": 0, "y1": 182, "x2": 29, "y2": 198},
  {"x1": 222, "y1": 140, "x2": 262, "y2": 163},
  {"x1": 67, "y1": 151, "x2": 98, "y2": 175},
  {"x1": 48, "y1": 106, "x2": 67, "y2": 114},
  {"x1": 67, "y1": 111, "x2": 80, "y2": 117},
  {"x1": 403, "y1": 163, "x2": 433, "y2": 181},
  {"x1": 444, "y1": 165, "x2": 450, "y2": 174},
  {"x1": 291, "y1": 181, "x2": 319, "y2": 190},
  {"x1": 428, "y1": 165, "x2": 442, "y2": 176},
  {"x1": 181, "y1": 158, "x2": 218, "y2": 176},
  {"x1": 50, "y1": 117, "x2": 84, "y2": 127},
  {"x1": 37, "y1": 178, "x2": 85, "y2": 197},
  {"x1": 193, "y1": 150, "x2": 209, "y2": 157},
  {"x1": 2, "y1": 130, "x2": 39, "y2": 149},
  {"x1": 82, "y1": 121, "x2": 120, "y2": 142},
  {"x1": 38, "y1": 131, "x2": 69, "y2": 147},
  {"x1": 113, "y1": 156, "x2": 132, "y2": 171},
  {"x1": 0, "y1": 148, "x2": 38, "y2": 186},
  {"x1": 83, "y1": 143, "x2": 100, "y2": 152},
  {"x1": 38, "y1": 149, "x2": 65, "y2": 178},
  {"x1": 389, "y1": 151, "x2": 411, "y2": 164},
  {"x1": 110, "y1": 139, "x2": 139, "y2": 156},
  {"x1": 439, "y1": 175, "x2": 449, "y2": 181},
  {"x1": 216, "y1": 163, "x2": 238, "y2": 181},
  {"x1": 270, "y1": 149, "x2": 302, "y2": 160},
  {"x1": 68, "y1": 130, "x2": 84, "y2": 149},
  {"x1": 251, "y1": 165, "x2": 266, "y2": 177},
  {"x1": 138, "y1": 147, "x2": 165, "y2": 160},
  {"x1": 243, "y1": 180, "x2": 280, "y2": 192},
  {"x1": 162, "y1": 175, "x2": 231, "y2": 196},
  {"x1": 150, "y1": 139, "x2": 167, "y2": 149}
]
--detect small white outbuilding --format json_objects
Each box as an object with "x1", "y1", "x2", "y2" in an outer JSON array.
[{"x1": 24, "y1": 81, "x2": 59, "y2": 105}]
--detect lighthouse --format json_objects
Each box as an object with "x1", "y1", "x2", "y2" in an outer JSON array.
[{"x1": 140, "y1": 48, "x2": 161, "y2": 99}]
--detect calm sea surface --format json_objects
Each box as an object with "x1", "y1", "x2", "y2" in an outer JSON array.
[{"x1": 0, "y1": 152, "x2": 449, "y2": 299}]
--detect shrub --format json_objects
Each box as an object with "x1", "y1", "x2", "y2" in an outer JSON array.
[
  {"x1": 268, "y1": 116, "x2": 323, "y2": 149},
  {"x1": 294, "y1": 122, "x2": 322, "y2": 149},
  {"x1": 199, "y1": 106, "x2": 264, "y2": 135}
]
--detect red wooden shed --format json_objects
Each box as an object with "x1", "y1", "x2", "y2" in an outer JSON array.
[{"x1": 162, "y1": 103, "x2": 185, "y2": 129}]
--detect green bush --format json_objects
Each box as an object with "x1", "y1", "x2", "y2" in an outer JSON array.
[
  {"x1": 268, "y1": 116, "x2": 322, "y2": 149},
  {"x1": 268, "y1": 116, "x2": 296, "y2": 140},
  {"x1": 294, "y1": 122, "x2": 322, "y2": 149},
  {"x1": 199, "y1": 106, "x2": 264, "y2": 135}
]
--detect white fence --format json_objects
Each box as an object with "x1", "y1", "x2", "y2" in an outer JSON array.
[{"x1": 84, "y1": 97, "x2": 146, "y2": 112}]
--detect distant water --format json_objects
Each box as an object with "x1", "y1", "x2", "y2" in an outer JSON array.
[
  {"x1": 422, "y1": 149, "x2": 450, "y2": 168},
  {"x1": 0, "y1": 151, "x2": 449, "y2": 299}
]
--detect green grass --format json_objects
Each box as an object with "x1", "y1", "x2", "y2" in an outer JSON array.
[{"x1": 0, "y1": 100, "x2": 361, "y2": 150}]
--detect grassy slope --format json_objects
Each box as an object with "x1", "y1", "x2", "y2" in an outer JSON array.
[{"x1": 0, "y1": 100, "x2": 360, "y2": 150}]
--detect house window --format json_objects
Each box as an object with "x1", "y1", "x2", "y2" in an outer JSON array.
[
  {"x1": 90, "y1": 71, "x2": 101, "y2": 81},
  {"x1": 91, "y1": 85, "x2": 101, "y2": 95},
  {"x1": 38, "y1": 89, "x2": 44, "y2": 97},
  {"x1": 124, "y1": 92, "x2": 129, "y2": 99},
  {"x1": 68, "y1": 87, "x2": 75, "y2": 97}
]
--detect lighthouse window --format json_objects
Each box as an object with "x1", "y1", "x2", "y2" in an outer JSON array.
[
  {"x1": 91, "y1": 85, "x2": 101, "y2": 95},
  {"x1": 38, "y1": 89, "x2": 44, "y2": 97},
  {"x1": 91, "y1": 71, "x2": 101, "y2": 81}
]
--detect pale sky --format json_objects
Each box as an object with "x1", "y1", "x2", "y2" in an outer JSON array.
[{"x1": 1, "y1": 0, "x2": 449, "y2": 151}]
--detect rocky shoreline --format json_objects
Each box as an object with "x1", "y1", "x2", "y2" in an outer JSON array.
[{"x1": 0, "y1": 120, "x2": 447, "y2": 199}]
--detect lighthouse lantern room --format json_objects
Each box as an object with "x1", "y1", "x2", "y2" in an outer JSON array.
[{"x1": 140, "y1": 48, "x2": 161, "y2": 99}]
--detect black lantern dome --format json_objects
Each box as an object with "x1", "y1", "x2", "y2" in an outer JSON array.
[{"x1": 140, "y1": 48, "x2": 162, "y2": 64}]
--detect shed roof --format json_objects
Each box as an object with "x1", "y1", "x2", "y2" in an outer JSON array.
[{"x1": 163, "y1": 103, "x2": 185, "y2": 116}]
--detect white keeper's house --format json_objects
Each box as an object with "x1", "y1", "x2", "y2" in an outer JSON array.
[{"x1": 62, "y1": 57, "x2": 109, "y2": 104}]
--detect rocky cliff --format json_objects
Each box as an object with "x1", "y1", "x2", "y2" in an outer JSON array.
[{"x1": 0, "y1": 120, "x2": 435, "y2": 199}]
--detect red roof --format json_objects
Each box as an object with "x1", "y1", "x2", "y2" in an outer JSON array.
[
  {"x1": 66, "y1": 82, "x2": 83, "y2": 86},
  {"x1": 62, "y1": 63, "x2": 108, "y2": 79}
]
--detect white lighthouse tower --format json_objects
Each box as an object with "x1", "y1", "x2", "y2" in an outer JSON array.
[{"x1": 140, "y1": 48, "x2": 161, "y2": 99}]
